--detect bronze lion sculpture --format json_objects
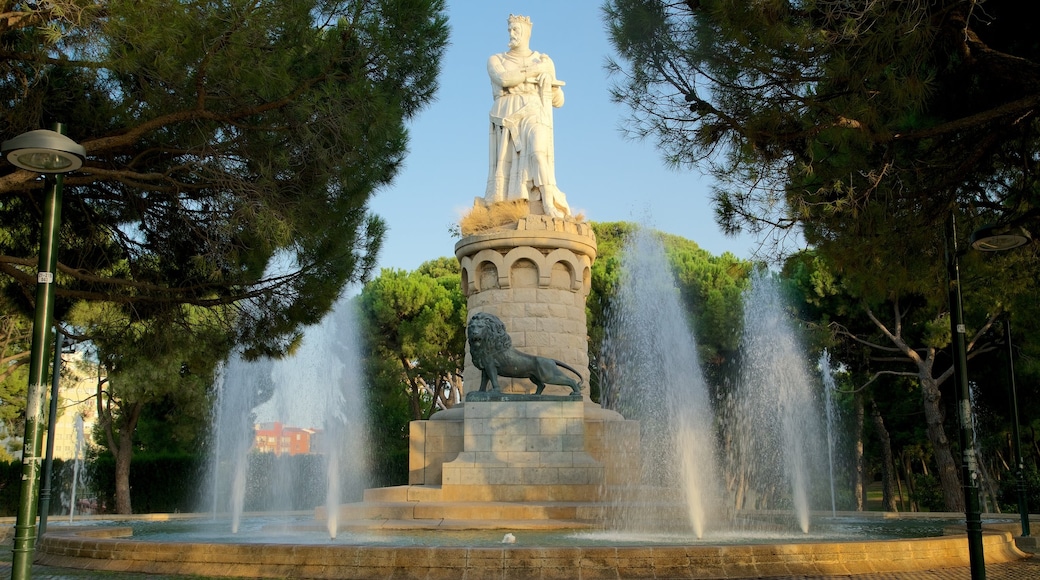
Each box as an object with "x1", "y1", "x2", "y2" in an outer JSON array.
[{"x1": 467, "y1": 312, "x2": 583, "y2": 395}]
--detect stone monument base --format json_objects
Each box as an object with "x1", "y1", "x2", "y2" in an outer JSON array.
[
  {"x1": 440, "y1": 398, "x2": 601, "y2": 502},
  {"x1": 409, "y1": 399, "x2": 639, "y2": 503}
]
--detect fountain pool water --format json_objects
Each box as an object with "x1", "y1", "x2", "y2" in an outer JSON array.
[
  {"x1": 52, "y1": 513, "x2": 967, "y2": 546},
  {"x1": 35, "y1": 512, "x2": 1029, "y2": 578}
]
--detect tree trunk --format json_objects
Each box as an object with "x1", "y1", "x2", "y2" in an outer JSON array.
[
  {"x1": 870, "y1": 400, "x2": 898, "y2": 512},
  {"x1": 854, "y1": 391, "x2": 865, "y2": 511},
  {"x1": 113, "y1": 400, "x2": 144, "y2": 514},
  {"x1": 919, "y1": 376, "x2": 965, "y2": 511},
  {"x1": 113, "y1": 427, "x2": 135, "y2": 514},
  {"x1": 400, "y1": 355, "x2": 424, "y2": 420},
  {"x1": 97, "y1": 382, "x2": 144, "y2": 515},
  {"x1": 895, "y1": 470, "x2": 905, "y2": 511},
  {"x1": 902, "y1": 454, "x2": 919, "y2": 511},
  {"x1": 859, "y1": 303, "x2": 966, "y2": 512}
]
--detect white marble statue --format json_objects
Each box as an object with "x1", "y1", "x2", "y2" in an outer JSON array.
[{"x1": 485, "y1": 14, "x2": 571, "y2": 218}]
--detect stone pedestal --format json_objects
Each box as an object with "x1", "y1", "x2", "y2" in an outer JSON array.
[
  {"x1": 455, "y1": 216, "x2": 596, "y2": 397},
  {"x1": 439, "y1": 397, "x2": 601, "y2": 501},
  {"x1": 409, "y1": 398, "x2": 640, "y2": 494}
]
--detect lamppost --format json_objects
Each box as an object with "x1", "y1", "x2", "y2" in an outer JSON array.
[
  {"x1": 38, "y1": 329, "x2": 64, "y2": 538},
  {"x1": 946, "y1": 212, "x2": 986, "y2": 580},
  {"x1": 948, "y1": 218, "x2": 1033, "y2": 580},
  {"x1": 999, "y1": 316, "x2": 1031, "y2": 538},
  {"x1": 1, "y1": 125, "x2": 85, "y2": 580},
  {"x1": 970, "y1": 225, "x2": 1032, "y2": 540}
]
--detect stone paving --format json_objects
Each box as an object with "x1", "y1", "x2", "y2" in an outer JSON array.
[{"x1": 1, "y1": 552, "x2": 1037, "y2": 579}]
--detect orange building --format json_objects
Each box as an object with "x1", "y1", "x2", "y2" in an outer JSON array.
[{"x1": 253, "y1": 422, "x2": 320, "y2": 455}]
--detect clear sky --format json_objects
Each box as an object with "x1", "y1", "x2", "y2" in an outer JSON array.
[{"x1": 365, "y1": 1, "x2": 765, "y2": 276}]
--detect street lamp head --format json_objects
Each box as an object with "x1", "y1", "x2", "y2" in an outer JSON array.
[
  {"x1": 1, "y1": 129, "x2": 86, "y2": 173},
  {"x1": 970, "y1": 224, "x2": 1032, "y2": 252}
]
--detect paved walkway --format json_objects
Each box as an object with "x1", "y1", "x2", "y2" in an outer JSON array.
[{"x1": 0, "y1": 553, "x2": 1035, "y2": 579}]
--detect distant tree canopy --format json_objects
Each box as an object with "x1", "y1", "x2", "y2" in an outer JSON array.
[
  {"x1": 358, "y1": 259, "x2": 465, "y2": 422},
  {"x1": 1, "y1": 0, "x2": 449, "y2": 357},
  {"x1": 587, "y1": 222, "x2": 752, "y2": 397},
  {"x1": 357, "y1": 259, "x2": 464, "y2": 485}
]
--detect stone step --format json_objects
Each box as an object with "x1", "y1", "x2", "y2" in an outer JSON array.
[
  {"x1": 334, "y1": 500, "x2": 601, "y2": 523},
  {"x1": 363, "y1": 484, "x2": 444, "y2": 503},
  {"x1": 336, "y1": 518, "x2": 598, "y2": 531}
]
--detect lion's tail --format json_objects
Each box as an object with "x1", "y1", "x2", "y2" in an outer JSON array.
[{"x1": 555, "y1": 360, "x2": 585, "y2": 386}]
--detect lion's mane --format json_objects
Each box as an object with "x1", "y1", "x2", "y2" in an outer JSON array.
[{"x1": 468, "y1": 312, "x2": 512, "y2": 370}]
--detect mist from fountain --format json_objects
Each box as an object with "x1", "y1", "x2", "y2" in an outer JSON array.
[
  {"x1": 600, "y1": 228, "x2": 834, "y2": 537},
  {"x1": 202, "y1": 297, "x2": 370, "y2": 537},
  {"x1": 729, "y1": 270, "x2": 826, "y2": 533},
  {"x1": 206, "y1": 354, "x2": 273, "y2": 532},
  {"x1": 68, "y1": 414, "x2": 85, "y2": 522},
  {"x1": 600, "y1": 227, "x2": 721, "y2": 539},
  {"x1": 307, "y1": 300, "x2": 369, "y2": 538},
  {"x1": 821, "y1": 349, "x2": 838, "y2": 515}
]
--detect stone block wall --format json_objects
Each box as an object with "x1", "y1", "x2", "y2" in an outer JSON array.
[
  {"x1": 408, "y1": 420, "x2": 463, "y2": 485},
  {"x1": 584, "y1": 416, "x2": 641, "y2": 487},
  {"x1": 409, "y1": 401, "x2": 641, "y2": 495},
  {"x1": 439, "y1": 399, "x2": 604, "y2": 502},
  {"x1": 455, "y1": 217, "x2": 597, "y2": 397}
]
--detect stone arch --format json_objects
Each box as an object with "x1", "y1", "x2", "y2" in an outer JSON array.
[
  {"x1": 465, "y1": 249, "x2": 506, "y2": 292},
  {"x1": 460, "y1": 263, "x2": 472, "y2": 297},
  {"x1": 544, "y1": 248, "x2": 583, "y2": 291},
  {"x1": 502, "y1": 246, "x2": 547, "y2": 288}
]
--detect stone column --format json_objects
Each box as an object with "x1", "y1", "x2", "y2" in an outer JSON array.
[{"x1": 456, "y1": 216, "x2": 596, "y2": 398}]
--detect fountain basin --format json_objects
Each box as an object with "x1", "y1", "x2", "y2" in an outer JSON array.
[{"x1": 33, "y1": 515, "x2": 1029, "y2": 579}]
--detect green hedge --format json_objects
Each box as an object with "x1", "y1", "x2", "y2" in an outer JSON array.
[
  {"x1": 2, "y1": 450, "x2": 405, "y2": 516},
  {"x1": 998, "y1": 468, "x2": 1040, "y2": 514},
  {"x1": 91, "y1": 453, "x2": 204, "y2": 514},
  {"x1": 0, "y1": 459, "x2": 74, "y2": 517}
]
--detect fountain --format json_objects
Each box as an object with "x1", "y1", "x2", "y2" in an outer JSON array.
[
  {"x1": 202, "y1": 296, "x2": 369, "y2": 536},
  {"x1": 727, "y1": 270, "x2": 828, "y2": 533},
  {"x1": 30, "y1": 14, "x2": 1031, "y2": 578},
  {"x1": 597, "y1": 228, "x2": 832, "y2": 539},
  {"x1": 599, "y1": 226, "x2": 721, "y2": 539},
  {"x1": 32, "y1": 230, "x2": 1031, "y2": 577},
  {"x1": 65, "y1": 414, "x2": 86, "y2": 522},
  {"x1": 821, "y1": 349, "x2": 839, "y2": 515}
]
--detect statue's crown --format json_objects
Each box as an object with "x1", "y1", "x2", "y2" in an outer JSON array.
[{"x1": 508, "y1": 14, "x2": 532, "y2": 28}]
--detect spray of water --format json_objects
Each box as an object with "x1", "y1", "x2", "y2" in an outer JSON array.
[
  {"x1": 203, "y1": 297, "x2": 369, "y2": 536},
  {"x1": 820, "y1": 349, "x2": 837, "y2": 515},
  {"x1": 600, "y1": 227, "x2": 720, "y2": 538},
  {"x1": 732, "y1": 271, "x2": 824, "y2": 533},
  {"x1": 206, "y1": 355, "x2": 273, "y2": 533},
  {"x1": 68, "y1": 414, "x2": 85, "y2": 523},
  {"x1": 313, "y1": 300, "x2": 369, "y2": 539}
]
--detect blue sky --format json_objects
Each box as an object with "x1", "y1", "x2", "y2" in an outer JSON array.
[{"x1": 365, "y1": 1, "x2": 766, "y2": 276}]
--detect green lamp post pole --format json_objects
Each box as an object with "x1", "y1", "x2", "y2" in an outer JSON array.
[
  {"x1": 10, "y1": 168, "x2": 64, "y2": 579},
  {"x1": 1004, "y1": 316, "x2": 1031, "y2": 537},
  {"x1": 38, "y1": 329, "x2": 64, "y2": 539},
  {"x1": 946, "y1": 212, "x2": 985, "y2": 580},
  {"x1": 2, "y1": 124, "x2": 84, "y2": 580}
]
